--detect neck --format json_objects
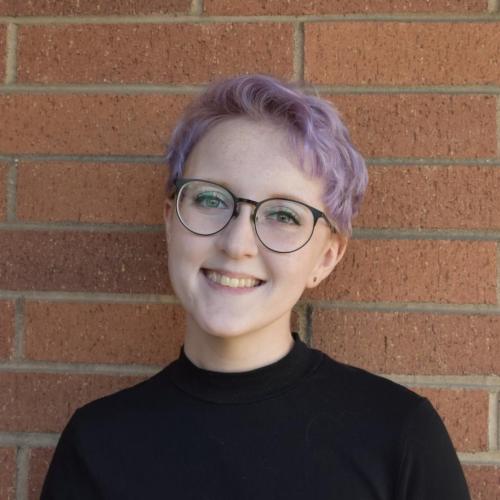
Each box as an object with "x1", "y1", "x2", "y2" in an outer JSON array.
[{"x1": 183, "y1": 315, "x2": 295, "y2": 372}]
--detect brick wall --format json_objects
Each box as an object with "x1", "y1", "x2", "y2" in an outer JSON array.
[{"x1": 0, "y1": 1, "x2": 499, "y2": 498}]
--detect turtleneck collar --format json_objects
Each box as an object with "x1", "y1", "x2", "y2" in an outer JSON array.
[{"x1": 167, "y1": 332, "x2": 322, "y2": 404}]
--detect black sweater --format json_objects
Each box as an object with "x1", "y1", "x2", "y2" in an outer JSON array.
[{"x1": 41, "y1": 332, "x2": 470, "y2": 499}]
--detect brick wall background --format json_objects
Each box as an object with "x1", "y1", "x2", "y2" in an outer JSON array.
[{"x1": 0, "y1": 1, "x2": 499, "y2": 498}]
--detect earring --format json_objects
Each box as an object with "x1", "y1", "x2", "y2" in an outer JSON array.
[{"x1": 313, "y1": 277, "x2": 318, "y2": 283}]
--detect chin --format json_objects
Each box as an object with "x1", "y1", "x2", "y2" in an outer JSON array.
[
  {"x1": 202, "y1": 324, "x2": 255, "y2": 339},
  {"x1": 194, "y1": 315, "x2": 263, "y2": 339}
]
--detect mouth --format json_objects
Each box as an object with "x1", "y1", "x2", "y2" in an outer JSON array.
[{"x1": 202, "y1": 269, "x2": 264, "y2": 289}]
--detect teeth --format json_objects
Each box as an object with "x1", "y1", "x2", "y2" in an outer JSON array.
[{"x1": 206, "y1": 271, "x2": 260, "y2": 288}]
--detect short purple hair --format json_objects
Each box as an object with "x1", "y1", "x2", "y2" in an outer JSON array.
[{"x1": 165, "y1": 74, "x2": 368, "y2": 235}]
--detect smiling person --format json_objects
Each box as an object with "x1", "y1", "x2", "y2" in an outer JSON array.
[{"x1": 41, "y1": 75, "x2": 470, "y2": 500}]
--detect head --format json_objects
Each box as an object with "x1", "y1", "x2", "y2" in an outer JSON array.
[
  {"x1": 163, "y1": 75, "x2": 367, "y2": 342},
  {"x1": 166, "y1": 74, "x2": 367, "y2": 237}
]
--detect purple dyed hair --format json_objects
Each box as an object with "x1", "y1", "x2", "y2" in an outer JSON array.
[{"x1": 165, "y1": 74, "x2": 368, "y2": 236}]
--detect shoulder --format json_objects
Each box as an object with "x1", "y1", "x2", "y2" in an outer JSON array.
[
  {"x1": 68, "y1": 364, "x2": 175, "y2": 433},
  {"x1": 308, "y1": 351, "x2": 467, "y2": 477},
  {"x1": 312, "y1": 348, "x2": 424, "y2": 412},
  {"x1": 305, "y1": 348, "x2": 445, "y2": 447}
]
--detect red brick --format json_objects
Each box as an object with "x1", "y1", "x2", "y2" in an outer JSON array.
[
  {"x1": 1, "y1": 94, "x2": 495, "y2": 159},
  {"x1": 0, "y1": 163, "x2": 7, "y2": 221},
  {"x1": 18, "y1": 24, "x2": 294, "y2": 84},
  {"x1": 307, "y1": 239, "x2": 497, "y2": 304},
  {"x1": 29, "y1": 448, "x2": 53, "y2": 500},
  {"x1": 414, "y1": 388, "x2": 488, "y2": 452},
  {"x1": 464, "y1": 466, "x2": 500, "y2": 500},
  {"x1": 331, "y1": 94, "x2": 497, "y2": 159},
  {"x1": 0, "y1": 231, "x2": 169, "y2": 294},
  {"x1": 0, "y1": 372, "x2": 143, "y2": 432},
  {"x1": 312, "y1": 309, "x2": 500, "y2": 375},
  {"x1": 0, "y1": 300, "x2": 15, "y2": 360},
  {"x1": 205, "y1": 0, "x2": 488, "y2": 15},
  {"x1": 0, "y1": 25, "x2": 5, "y2": 83},
  {"x1": 0, "y1": 0, "x2": 191, "y2": 15},
  {"x1": 305, "y1": 23, "x2": 500, "y2": 86},
  {"x1": 0, "y1": 94, "x2": 190, "y2": 155},
  {"x1": 25, "y1": 302, "x2": 185, "y2": 365},
  {"x1": 358, "y1": 165, "x2": 500, "y2": 230},
  {"x1": 0, "y1": 448, "x2": 16, "y2": 500},
  {"x1": 17, "y1": 162, "x2": 166, "y2": 224}
]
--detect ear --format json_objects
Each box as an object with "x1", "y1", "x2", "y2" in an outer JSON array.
[
  {"x1": 305, "y1": 234, "x2": 348, "y2": 289},
  {"x1": 163, "y1": 197, "x2": 174, "y2": 243}
]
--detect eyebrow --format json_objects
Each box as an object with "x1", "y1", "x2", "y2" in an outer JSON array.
[{"x1": 198, "y1": 177, "x2": 315, "y2": 206}]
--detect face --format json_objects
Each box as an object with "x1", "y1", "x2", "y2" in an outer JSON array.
[{"x1": 164, "y1": 117, "x2": 346, "y2": 342}]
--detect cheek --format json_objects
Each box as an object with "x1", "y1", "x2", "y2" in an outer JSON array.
[
  {"x1": 269, "y1": 255, "x2": 312, "y2": 289},
  {"x1": 167, "y1": 229, "x2": 213, "y2": 275},
  {"x1": 166, "y1": 244, "x2": 183, "y2": 298},
  {"x1": 166, "y1": 230, "x2": 192, "y2": 283}
]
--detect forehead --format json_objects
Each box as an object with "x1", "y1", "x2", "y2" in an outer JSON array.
[{"x1": 184, "y1": 117, "x2": 326, "y2": 205}]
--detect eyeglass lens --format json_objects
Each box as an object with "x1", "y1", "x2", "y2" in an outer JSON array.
[{"x1": 176, "y1": 180, "x2": 316, "y2": 253}]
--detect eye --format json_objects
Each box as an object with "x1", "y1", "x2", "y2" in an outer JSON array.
[
  {"x1": 265, "y1": 208, "x2": 300, "y2": 225},
  {"x1": 194, "y1": 191, "x2": 230, "y2": 209}
]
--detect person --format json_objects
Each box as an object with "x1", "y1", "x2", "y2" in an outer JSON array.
[{"x1": 40, "y1": 74, "x2": 470, "y2": 499}]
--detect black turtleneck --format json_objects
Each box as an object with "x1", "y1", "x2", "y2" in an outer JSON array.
[{"x1": 41, "y1": 332, "x2": 470, "y2": 500}]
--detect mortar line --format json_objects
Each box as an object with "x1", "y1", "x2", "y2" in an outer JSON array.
[
  {"x1": 488, "y1": 391, "x2": 499, "y2": 450},
  {"x1": 315, "y1": 85, "x2": 500, "y2": 95},
  {"x1": 4, "y1": 23, "x2": 17, "y2": 85},
  {"x1": 1, "y1": 83, "x2": 500, "y2": 95},
  {"x1": 190, "y1": 0, "x2": 203, "y2": 16},
  {"x1": 384, "y1": 374, "x2": 500, "y2": 389},
  {"x1": 0, "y1": 360, "x2": 160, "y2": 376},
  {"x1": 292, "y1": 21, "x2": 304, "y2": 82},
  {"x1": 300, "y1": 305, "x2": 308, "y2": 342},
  {"x1": 497, "y1": 244, "x2": 500, "y2": 306},
  {"x1": 366, "y1": 159, "x2": 500, "y2": 166},
  {"x1": 291, "y1": 303, "x2": 307, "y2": 342},
  {"x1": 366, "y1": 158, "x2": 500, "y2": 166},
  {"x1": 302, "y1": 300, "x2": 500, "y2": 315},
  {"x1": 14, "y1": 298, "x2": 25, "y2": 360},
  {"x1": 488, "y1": 0, "x2": 500, "y2": 13},
  {"x1": 1, "y1": 154, "x2": 499, "y2": 166},
  {"x1": 15, "y1": 446, "x2": 28, "y2": 500},
  {"x1": 0, "y1": 83, "x2": 203, "y2": 94},
  {"x1": 2, "y1": 359, "x2": 500, "y2": 388},
  {"x1": 2, "y1": 221, "x2": 500, "y2": 240},
  {"x1": 353, "y1": 228, "x2": 500, "y2": 241},
  {"x1": 371, "y1": 227, "x2": 497, "y2": 241},
  {"x1": 6, "y1": 159, "x2": 17, "y2": 222},
  {"x1": 10, "y1": 447, "x2": 18, "y2": 500},
  {"x1": 458, "y1": 451, "x2": 500, "y2": 465},
  {"x1": 4, "y1": 290, "x2": 497, "y2": 313},
  {"x1": 304, "y1": 304, "x2": 313, "y2": 346},
  {"x1": 0, "y1": 221, "x2": 164, "y2": 233},
  {"x1": 0, "y1": 154, "x2": 164, "y2": 163},
  {"x1": 0, "y1": 13, "x2": 500, "y2": 25},
  {"x1": 0, "y1": 432, "x2": 59, "y2": 448},
  {"x1": 0, "y1": 290, "x2": 178, "y2": 304},
  {"x1": 497, "y1": 393, "x2": 500, "y2": 452},
  {"x1": 497, "y1": 96, "x2": 500, "y2": 165}
]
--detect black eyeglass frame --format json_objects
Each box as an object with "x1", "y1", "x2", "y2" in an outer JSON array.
[{"x1": 172, "y1": 178, "x2": 337, "y2": 254}]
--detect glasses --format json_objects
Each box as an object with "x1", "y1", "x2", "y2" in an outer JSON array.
[{"x1": 173, "y1": 178, "x2": 336, "y2": 253}]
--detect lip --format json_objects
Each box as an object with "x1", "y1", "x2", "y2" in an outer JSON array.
[
  {"x1": 201, "y1": 268, "x2": 265, "y2": 293},
  {"x1": 202, "y1": 267, "x2": 265, "y2": 282}
]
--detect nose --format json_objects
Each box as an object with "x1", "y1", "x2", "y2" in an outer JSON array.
[{"x1": 215, "y1": 203, "x2": 259, "y2": 259}]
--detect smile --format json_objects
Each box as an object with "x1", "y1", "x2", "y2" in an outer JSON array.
[{"x1": 203, "y1": 269, "x2": 263, "y2": 288}]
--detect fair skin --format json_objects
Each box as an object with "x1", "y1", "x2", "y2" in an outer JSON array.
[{"x1": 164, "y1": 117, "x2": 347, "y2": 372}]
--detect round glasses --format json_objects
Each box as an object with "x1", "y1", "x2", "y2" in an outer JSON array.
[{"x1": 173, "y1": 178, "x2": 336, "y2": 254}]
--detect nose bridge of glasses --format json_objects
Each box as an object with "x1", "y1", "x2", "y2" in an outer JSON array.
[
  {"x1": 222, "y1": 197, "x2": 260, "y2": 253},
  {"x1": 233, "y1": 197, "x2": 259, "y2": 220}
]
